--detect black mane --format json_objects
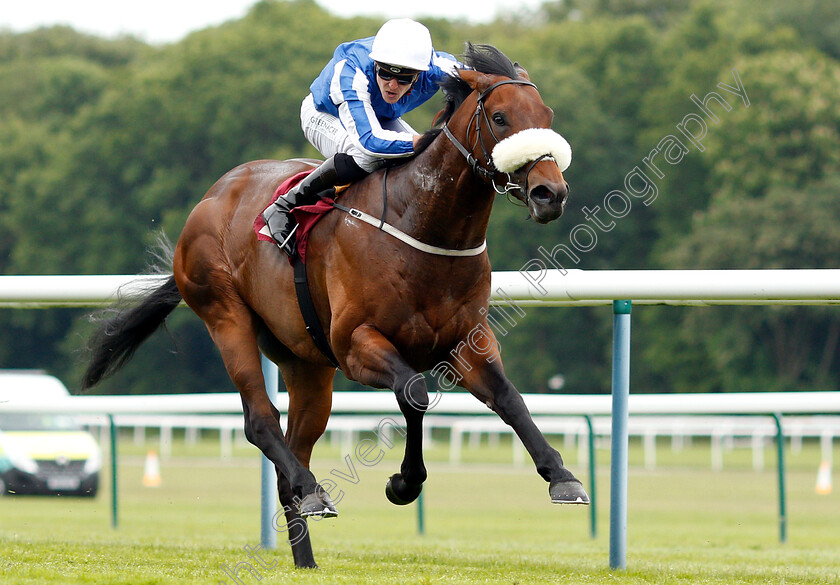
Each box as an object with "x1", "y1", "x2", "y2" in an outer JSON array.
[
  {"x1": 436, "y1": 43, "x2": 520, "y2": 125},
  {"x1": 410, "y1": 43, "x2": 521, "y2": 155}
]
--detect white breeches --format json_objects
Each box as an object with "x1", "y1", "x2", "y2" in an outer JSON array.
[{"x1": 299, "y1": 94, "x2": 416, "y2": 172}]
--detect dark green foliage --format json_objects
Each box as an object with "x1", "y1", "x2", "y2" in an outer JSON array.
[{"x1": 2, "y1": 0, "x2": 838, "y2": 395}]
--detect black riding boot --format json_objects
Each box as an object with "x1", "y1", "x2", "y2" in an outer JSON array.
[{"x1": 263, "y1": 154, "x2": 365, "y2": 256}]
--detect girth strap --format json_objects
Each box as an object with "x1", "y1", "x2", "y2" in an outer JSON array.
[{"x1": 293, "y1": 256, "x2": 339, "y2": 368}]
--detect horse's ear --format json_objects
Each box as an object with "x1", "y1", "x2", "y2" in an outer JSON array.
[
  {"x1": 513, "y1": 62, "x2": 531, "y2": 81},
  {"x1": 458, "y1": 68, "x2": 493, "y2": 92}
]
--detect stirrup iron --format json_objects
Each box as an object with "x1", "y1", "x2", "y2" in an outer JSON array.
[{"x1": 277, "y1": 222, "x2": 299, "y2": 255}]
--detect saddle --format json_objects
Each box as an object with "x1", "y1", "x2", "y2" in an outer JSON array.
[{"x1": 254, "y1": 170, "x2": 338, "y2": 265}]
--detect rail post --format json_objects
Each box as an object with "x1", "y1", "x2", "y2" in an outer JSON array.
[
  {"x1": 260, "y1": 356, "x2": 279, "y2": 550},
  {"x1": 772, "y1": 413, "x2": 787, "y2": 544},
  {"x1": 417, "y1": 491, "x2": 425, "y2": 535},
  {"x1": 584, "y1": 414, "x2": 597, "y2": 539},
  {"x1": 609, "y1": 300, "x2": 631, "y2": 570},
  {"x1": 109, "y1": 414, "x2": 118, "y2": 529}
]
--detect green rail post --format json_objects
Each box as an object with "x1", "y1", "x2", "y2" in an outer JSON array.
[
  {"x1": 772, "y1": 413, "x2": 787, "y2": 544},
  {"x1": 584, "y1": 414, "x2": 597, "y2": 539},
  {"x1": 417, "y1": 491, "x2": 425, "y2": 535},
  {"x1": 109, "y1": 414, "x2": 118, "y2": 529}
]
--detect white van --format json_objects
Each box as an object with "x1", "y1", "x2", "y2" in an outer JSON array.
[{"x1": 0, "y1": 371, "x2": 101, "y2": 496}]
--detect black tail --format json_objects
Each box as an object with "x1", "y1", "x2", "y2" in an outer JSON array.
[
  {"x1": 81, "y1": 234, "x2": 183, "y2": 390},
  {"x1": 81, "y1": 274, "x2": 183, "y2": 390}
]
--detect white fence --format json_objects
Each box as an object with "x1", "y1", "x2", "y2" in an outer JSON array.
[
  {"x1": 492, "y1": 268, "x2": 840, "y2": 305},
  {"x1": 11, "y1": 389, "x2": 840, "y2": 468},
  {"x1": 2, "y1": 268, "x2": 840, "y2": 308},
  {"x1": 74, "y1": 411, "x2": 839, "y2": 471}
]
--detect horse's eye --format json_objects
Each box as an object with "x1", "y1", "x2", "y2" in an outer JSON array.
[{"x1": 492, "y1": 113, "x2": 506, "y2": 127}]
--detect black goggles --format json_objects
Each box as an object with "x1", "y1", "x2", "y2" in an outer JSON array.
[{"x1": 375, "y1": 64, "x2": 418, "y2": 86}]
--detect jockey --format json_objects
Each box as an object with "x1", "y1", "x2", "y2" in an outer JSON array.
[{"x1": 263, "y1": 18, "x2": 463, "y2": 255}]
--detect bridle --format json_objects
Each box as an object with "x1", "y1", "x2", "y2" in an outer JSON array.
[
  {"x1": 442, "y1": 79, "x2": 555, "y2": 200},
  {"x1": 330, "y1": 79, "x2": 563, "y2": 258}
]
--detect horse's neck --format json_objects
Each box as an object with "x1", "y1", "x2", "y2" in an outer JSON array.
[{"x1": 383, "y1": 138, "x2": 495, "y2": 250}]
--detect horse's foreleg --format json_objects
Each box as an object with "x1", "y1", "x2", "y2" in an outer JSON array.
[
  {"x1": 454, "y1": 337, "x2": 589, "y2": 504},
  {"x1": 344, "y1": 325, "x2": 427, "y2": 505}
]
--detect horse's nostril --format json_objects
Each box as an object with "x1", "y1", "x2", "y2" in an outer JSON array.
[{"x1": 529, "y1": 185, "x2": 554, "y2": 205}]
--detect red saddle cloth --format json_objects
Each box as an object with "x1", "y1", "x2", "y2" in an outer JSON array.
[{"x1": 254, "y1": 170, "x2": 336, "y2": 264}]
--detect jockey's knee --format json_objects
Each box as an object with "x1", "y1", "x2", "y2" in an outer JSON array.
[
  {"x1": 334, "y1": 152, "x2": 370, "y2": 182},
  {"x1": 337, "y1": 146, "x2": 382, "y2": 173}
]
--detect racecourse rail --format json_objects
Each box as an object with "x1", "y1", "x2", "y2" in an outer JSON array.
[{"x1": 1, "y1": 269, "x2": 839, "y2": 570}]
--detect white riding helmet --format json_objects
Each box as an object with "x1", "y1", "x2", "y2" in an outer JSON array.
[{"x1": 368, "y1": 19, "x2": 432, "y2": 72}]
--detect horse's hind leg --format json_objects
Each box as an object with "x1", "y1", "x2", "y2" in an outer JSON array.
[
  {"x1": 188, "y1": 294, "x2": 335, "y2": 523},
  {"x1": 271, "y1": 359, "x2": 335, "y2": 569}
]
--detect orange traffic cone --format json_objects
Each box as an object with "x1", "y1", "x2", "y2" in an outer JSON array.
[
  {"x1": 142, "y1": 450, "x2": 162, "y2": 487},
  {"x1": 815, "y1": 461, "x2": 832, "y2": 495}
]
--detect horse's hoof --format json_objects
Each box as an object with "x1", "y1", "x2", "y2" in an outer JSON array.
[
  {"x1": 298, "y1": 486, "x2": 338, "y2": 518},
  {"x1": 385, "y1": 473, "x2": 422, "y2": 505},
  {"x1": 550, "y1": 479, "x2": 590, "y2": 504}
]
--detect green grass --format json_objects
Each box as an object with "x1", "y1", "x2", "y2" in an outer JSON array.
[{"x1": 1, "y1": 435, "x2": 838, "y2": 584}]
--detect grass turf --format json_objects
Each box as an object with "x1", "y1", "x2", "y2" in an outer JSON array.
[{"x1": 1, "y1": 435, "x2": 838, "y2": 584}]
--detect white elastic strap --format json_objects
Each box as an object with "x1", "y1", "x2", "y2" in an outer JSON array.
[{"x1": 343, "y1": 208, "x2": 486, "y2": 257}]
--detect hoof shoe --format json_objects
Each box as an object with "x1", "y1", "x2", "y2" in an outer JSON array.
[
  {"x1": 550, "y1": 480, "x2": 590, "y2": 505},
  {"x1": 385, "y1": 473, "x2": 422, "y2": 505},
  {"x1": 299, "y1": 486, "x2": 338, "y2": 518}
]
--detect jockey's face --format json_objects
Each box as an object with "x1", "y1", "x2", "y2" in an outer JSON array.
[{"x1": 375, "y1": 63, "x2": 417, "y2": 104}]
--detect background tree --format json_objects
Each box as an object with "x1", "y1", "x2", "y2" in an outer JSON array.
[
  {"x1": 643, "y1": 48, "x2": 840, "y2": 393},
  {"x1": 0, "y1": 0, "x2": 837, "y2": 395}
]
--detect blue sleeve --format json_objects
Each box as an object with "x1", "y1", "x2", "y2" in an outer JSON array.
[
  {"x1": 330, "y1": 60, "x2": 416, "y2": 158},
  {"x1": 406, "y1": 51, "x2": 464, "y2": 107}
]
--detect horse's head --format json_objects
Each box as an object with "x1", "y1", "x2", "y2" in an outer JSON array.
[{"x1": 439, "y1": 45, "x2": 572, "y2": 224}]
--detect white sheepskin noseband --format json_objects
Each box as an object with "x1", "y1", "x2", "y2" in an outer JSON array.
[{"x1": 491, "y1": 128, "x2": 572, "y2": 173}]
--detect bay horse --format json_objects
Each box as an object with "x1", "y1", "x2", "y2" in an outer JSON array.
[{"x1": 82, "y1": 43, "x2": 588, "y2": 568}]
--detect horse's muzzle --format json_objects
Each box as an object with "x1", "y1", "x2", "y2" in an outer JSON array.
[{"x1": 528, "y1": 180, "x2": 569, "y2": 224}]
